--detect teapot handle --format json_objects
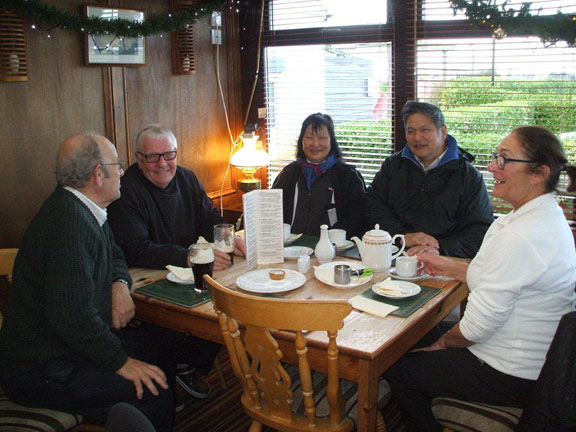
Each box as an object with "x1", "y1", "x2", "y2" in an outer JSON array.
[{"x1": 391, "y1": 234, "x2": 405, "y2": 259}]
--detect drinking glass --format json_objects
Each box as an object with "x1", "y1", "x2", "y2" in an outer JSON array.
[
  {"x1": 214, "y1": 223, "x2": 235, "y2": 265},
  {"x1": 189, "y1": 243, "x2": 215, "y2": 293}
]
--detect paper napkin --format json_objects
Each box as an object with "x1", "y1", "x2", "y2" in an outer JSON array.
[
  {"x1": 349, "y1": 295, "x2": 398, "y2": 318},
  {"x1": 373, "y1": 277, "x2": 405, "y2": 296},
  {"x1": 166, "y1": 265, "x2": 194, "y2": 281}
]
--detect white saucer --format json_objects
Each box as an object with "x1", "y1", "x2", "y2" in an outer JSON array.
[
  {"x1": 284, "y1": 246, "x2": 313, "y2": 260},
  {"x1": 336, "y1": 240, "x2": 354, "y2": 251},
  {"x1": 389, "y1": 267, "x2": 424, "y2": 281},
  {"x1": 284, "y1": 233, "x2": 303, "y2": 245},
  {"x1": 314, "y1": 261, "x2": 373, "y2": 288},
  {"x1": 372, "y1": 281, "x2": 421, "y2": 298},
  {"x1": 167, "y1": 272, "x2": 195, "y2": 285}
]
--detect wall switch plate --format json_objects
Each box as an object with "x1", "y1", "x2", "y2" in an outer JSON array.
[{"x1": 211, "y1": 29, "x2": 222, "y2": 45}]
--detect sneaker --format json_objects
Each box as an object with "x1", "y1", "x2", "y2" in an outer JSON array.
[
  {"x1": 176, "y1": 369, "x2": 211, "y2": 399},
  {"x1": 174, "y1": 394, "x2": 185, "y2": 413}
]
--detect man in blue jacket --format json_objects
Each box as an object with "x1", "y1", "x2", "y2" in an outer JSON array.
[{"x1": 365, "y1": 101, "x2": 493, "y2": 258}]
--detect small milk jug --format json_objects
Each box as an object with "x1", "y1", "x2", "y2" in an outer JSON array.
[{"x1": 315, "y1": 224, "x2": 336, "y2": 264}]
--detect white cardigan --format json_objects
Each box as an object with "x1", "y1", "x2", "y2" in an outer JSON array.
[{"x1": 461, "y1": 193, "x2": 576, "y2": 380}]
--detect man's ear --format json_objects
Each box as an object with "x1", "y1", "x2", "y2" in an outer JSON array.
[{"x1": 93, "y1": 164, "x2": 104, "y2": 187}]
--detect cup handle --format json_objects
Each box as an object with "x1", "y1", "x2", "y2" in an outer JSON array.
[{"x1": 391, "y1": 234, "x2": 405, "y2": 259}]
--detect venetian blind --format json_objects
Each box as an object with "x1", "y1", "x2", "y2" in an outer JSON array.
[
  {"x1": 262, "y1": 0, "x2": 394, "y2": 185},
  {"x1": 419, "y1": 0, "x2": 576, "y2": 220}
]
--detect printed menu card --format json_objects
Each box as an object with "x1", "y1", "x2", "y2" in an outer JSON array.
[{"x1": 242, "y1": 189, "x2": 284, "y2": 270}]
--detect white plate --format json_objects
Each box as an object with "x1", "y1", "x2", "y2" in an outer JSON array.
[
  {"x1": 236, "y1": 269, "x2": 306, "y2": 293},
  {"x1": 389, "y1": 267, "x2": 424, "y2": 281},
  {"x1": 314, "y1": 261, "x2": 373, "y2": 288},
  {"x1": 167, "y1": 272, "x2": 195, "y2": 285},
  {"x1": 336, "y1": 240, "x2": 354, "y2": 251},
  {"x1": 284, "y1": 246, "x2": 314, "y2": 260},
  {"x1": 372, "y1": 281, "x2": 421, "y2": 299},
  {"x1": 284, "y1": 233, "x2": 303, "y2": 245}
]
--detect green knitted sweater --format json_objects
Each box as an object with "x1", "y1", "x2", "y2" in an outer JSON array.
[{"x1": 0, "y1": 187, "x2": 131, "y2": 374}]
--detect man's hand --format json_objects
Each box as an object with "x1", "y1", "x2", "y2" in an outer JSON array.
[
  {"x1": 233, "y1": 236, "x2": 246, "y2": 257},
  {"x1": 213, "y1": 248, "x2": 232, "y2": 270},
  {"x1": 111, "y1": 281, "x2": 135, "y2": 330},
  {"x1": 405, "y1": 232, "x2": 439, "y2": 249},
  {"x1": 116, "y1": 357, "x2": 168, "y2": 399}
]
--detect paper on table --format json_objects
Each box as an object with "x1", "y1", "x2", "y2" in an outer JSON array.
[
  {"x1": 166, "y1": 265, "x2": 194, "y2": 281},
  {"x1": 349, "y1": 295, "x2": 398, "y2": 318},
  {"x1": 243, "y1": 189, "x2": 284, "y2": 270}
]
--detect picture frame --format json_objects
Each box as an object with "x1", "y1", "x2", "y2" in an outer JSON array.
[{"x1": 85, "y1": 6, "x2": 145, "y2": 66}]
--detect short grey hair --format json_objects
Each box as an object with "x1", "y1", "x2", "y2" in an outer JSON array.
[
  {"x1": 55, "y1": 133, "x2": 109, "y2": 188},
  {"x1": 135, "y1": 124, "x2": 178, "y2": 152},
  {"x1": 401, "y1": 101, "x2": 446, "y2": 130}
]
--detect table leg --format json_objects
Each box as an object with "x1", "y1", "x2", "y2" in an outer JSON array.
[{"x1": 357, "y1": 358, "x2": 379, "y2": 431}]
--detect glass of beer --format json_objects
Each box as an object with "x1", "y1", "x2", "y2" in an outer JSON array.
[
  {"x1": 214, "y1": 223, "x2": 235, "y2": 266},
  {"x1": 189, "y1": 243, "x2": 215, "y2": 294}
]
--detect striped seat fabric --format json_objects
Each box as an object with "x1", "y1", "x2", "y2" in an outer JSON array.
[
  {"x1": 0, "y1": 386, "x2": 83, "y2": 432},
  {"x1": 431, "y1": 397, "x2": 523, "y2": 432}
]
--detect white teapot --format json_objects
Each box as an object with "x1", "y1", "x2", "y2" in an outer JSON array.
[{"x1": 351, "y1": 224, "x2": 405, "y2": 272}]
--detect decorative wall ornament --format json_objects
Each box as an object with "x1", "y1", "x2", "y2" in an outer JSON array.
[
  {"x1": 449, "y1": 0, "x2": 576, "y2": 47},
  {"x1": 2, "y1": 0, "x2": 228, "y2": 37},
  {"x1": 0, "y1": 10, "x2": 29, "y2": 82},
  {"x1": 170, "y1": 0, "x2": 198, "y2": 75}
]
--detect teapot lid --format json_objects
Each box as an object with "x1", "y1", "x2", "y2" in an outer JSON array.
[{"x1": 363, "y1": 224, "x2": 391, "y2": 242}]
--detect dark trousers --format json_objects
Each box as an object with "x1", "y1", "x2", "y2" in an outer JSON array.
[
  {"x1": 0, "y1": 323, "x2": 220, "y2": 432},
  {"x1": 384, "y1": 323, "x2": 535, "y2": 432}
]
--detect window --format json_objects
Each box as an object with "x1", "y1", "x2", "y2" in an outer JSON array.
[
  {"x1": 260, "y1": 0, "x2": 576, "y2": 224},
  {"x1": 263, "y1": 0, "x2": 393, "y2": 185},
  {"x1": 419, "y1": 0, "x2": 576, "y2": 220}
]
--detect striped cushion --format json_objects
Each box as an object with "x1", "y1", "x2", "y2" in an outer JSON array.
[
  {"x1": 0, "y1": 386, "x2": 83, "y2": 432},
  {"x1": 287, "y1": 365, "x2": 391, "y2": 423},
  {"x1": 432, "y1": 397, "x2": 523, "y2": 432}
]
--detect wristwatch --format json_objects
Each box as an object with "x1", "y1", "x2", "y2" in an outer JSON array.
[{"x1": 114, "y1": 277, "x2": 130, "y2": 287}]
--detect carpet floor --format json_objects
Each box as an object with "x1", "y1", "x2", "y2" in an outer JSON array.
[{"x1": 173, "y1": 350, "x2": 407, "y2": 432}]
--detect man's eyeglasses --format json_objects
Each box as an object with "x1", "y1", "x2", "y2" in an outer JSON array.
[
  {"x1": 491, "y1": 152, "x2": 534, "y2": 170},
  {"x1": 101, "y1": 161, "x2": 125, "y2": 170},
  {"x1": 137, "y1": 151, "x2": 177, "y2": 163}
]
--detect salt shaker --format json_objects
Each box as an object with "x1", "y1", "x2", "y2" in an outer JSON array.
[{"x1": 297, "y1": 255, "x2": 310, "y2": 273}]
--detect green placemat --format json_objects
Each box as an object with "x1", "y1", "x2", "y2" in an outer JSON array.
[
  {"x1": 134, "y1": 279, "x2": 211, "y2": 308},
  {"x1": 290, "y1": 235, "x2": 361, "y2": 259},
  {"x1": 360, "y1": 285, "x2": 442, "y2": 317}
]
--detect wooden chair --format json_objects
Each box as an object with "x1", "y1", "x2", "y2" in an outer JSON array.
[
  {"x1": 0, "y1": 248, "x2": 104, "y2": 432},
  {"x1": 206, "y1": 275, "x2": 390, "y2": 432}
]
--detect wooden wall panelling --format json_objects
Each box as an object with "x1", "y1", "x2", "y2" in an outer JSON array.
[{"x1": 0, "y1": 0, "x2": 106, "y2": 247}]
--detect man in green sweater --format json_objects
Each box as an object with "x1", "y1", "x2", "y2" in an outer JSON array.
[{"x1": 0, "y1": 133, "x2": 177, "y2": 431}]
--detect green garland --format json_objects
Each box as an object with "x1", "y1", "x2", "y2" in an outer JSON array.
[
  {"x1": 2, "y1": 0, "x2": 229, "y2": 37},
  {"x1": 450, "y1": 0, "x2": 576, "y2": 46}
]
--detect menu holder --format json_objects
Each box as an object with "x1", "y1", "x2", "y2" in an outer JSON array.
[
  {"x1": 134, "y1": 279, "x2": 211, "y2": 308},
  {"x1": 360, "y1": 285, "x2": 442, "y2": 317}
]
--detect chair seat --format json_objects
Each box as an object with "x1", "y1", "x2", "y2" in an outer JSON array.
[
  {"x1": 0, "y1": 385, "x2": 83, "y2": 432},
  {"x1": 431, "y1": 397, "x2": 523, "y2": 432}
]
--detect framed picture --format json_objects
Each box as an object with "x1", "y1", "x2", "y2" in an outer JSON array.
[{"x1": 85, "y1": 6, "x2": 145, "y2": 66}]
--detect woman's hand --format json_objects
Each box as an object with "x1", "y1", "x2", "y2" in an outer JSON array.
[{"x1": 418, "y1": 252, "x2": 469, "y2": 282}]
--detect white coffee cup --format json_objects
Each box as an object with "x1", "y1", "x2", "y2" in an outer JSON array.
[
  {"x1": 328, "y1": 229, "x2": 346, "y2": 247},
  {"x1": 283, "y1": 223, "x2": 291, "y2": 240},
  {"x1": 395, "y1": 256, "x2": 423, "y2": 278}
]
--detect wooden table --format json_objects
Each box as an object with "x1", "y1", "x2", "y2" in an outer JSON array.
[{"x1": 130, "y1": 257, "x2": 467, "y2": 431}]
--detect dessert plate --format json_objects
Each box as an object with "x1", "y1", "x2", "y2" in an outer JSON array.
[
  {"x1": 235, "y1": 269, "x2": 306, "y2": 293},
  {"x1": 372, "y1": 281, "x2": 421, "y2": 299}
]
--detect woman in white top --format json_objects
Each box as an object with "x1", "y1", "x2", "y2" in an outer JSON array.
[{"x1": 385, "y1": 126, "x2": 576, "y2": 432}]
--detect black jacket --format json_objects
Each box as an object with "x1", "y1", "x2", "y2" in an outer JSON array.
[
  {"x1": 365, "y1": 137, "x2": 493, "y2": 258},
  {"x1": 272, "y1": 160, "x2": 367, "y2": 238}
]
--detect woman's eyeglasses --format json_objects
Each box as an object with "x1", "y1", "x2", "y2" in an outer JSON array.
[{"x1": 491, "y1": 152, "x2": 534, "y2": 170}]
